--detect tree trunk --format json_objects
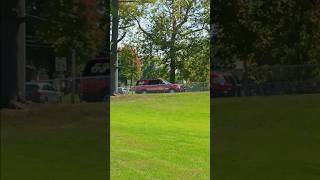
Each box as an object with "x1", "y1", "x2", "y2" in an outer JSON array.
[
  {"x1": 169, "y1": 56, "x2": 176, "y2": 83},
  {"x1": 169, "y1": 5, "x2": 177, "y2": 83},
  {"x1": 1, "y1": 0, "x2": 20, "y2": 108}
]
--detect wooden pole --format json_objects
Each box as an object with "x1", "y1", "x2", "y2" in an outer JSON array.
[
  {"x1": 71, "y1": 49, "x2": 76, "y2": 103},
  {"x1": 17, "y1": 0, "x2": 26, "y2": 101}
]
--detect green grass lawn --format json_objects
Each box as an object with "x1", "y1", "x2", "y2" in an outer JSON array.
[
  {"x1": 213, "y1": 94, "x2": 320, "y2": 180},
  {"x1": 1, "y1": 103, "x2": 109, "y2": 180},
  {"x1": 110, "y1": 92, "x2": 210, "y2": 179},
  {"x1": 2, "y1": 92, "x2": 319, "y2": 180}
]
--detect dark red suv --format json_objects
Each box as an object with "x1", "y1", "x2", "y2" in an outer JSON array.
[
  {"x1": 135, "y1": 78, "x2": 185, "y2": 94},
  {"x1": 211, "y1": 71, "x2": 241, "y2": 97},
  {"x1": 79, "y1": 57, "x2": 109, "y2": 101}
]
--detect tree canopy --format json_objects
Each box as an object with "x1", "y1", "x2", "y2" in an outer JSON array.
[
  {"x1": 27, "y1": 0, "x2": 105, "y2": 66},
  {"x1": 213, "y1": 0, "x2": 320, "y2": 69},
  {"x1": 121, "y1": 0, "x2": 210, "y2": 83}
]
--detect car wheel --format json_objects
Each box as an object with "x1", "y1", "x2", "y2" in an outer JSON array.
[{"x1": 169, "y1": 89, "x2": 176, "y2": 93}]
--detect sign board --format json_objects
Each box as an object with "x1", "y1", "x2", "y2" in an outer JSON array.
[{"x1": 55, "y1": 57, "x2": 67, "y2": 72}]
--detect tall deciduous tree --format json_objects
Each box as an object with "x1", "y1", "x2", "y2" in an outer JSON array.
[
  {"x1": 134, "y1": 0, "x2": 210, "y2": 83},
  {"x1": 28, "y1": 0, "x2": 105, "y2": 66},
  {"x1": 118, "y1": 44, "x2": 142, "y2": 85},
  {"x1": 213, "y1": 0, "x2": 320, "y2": 68}
]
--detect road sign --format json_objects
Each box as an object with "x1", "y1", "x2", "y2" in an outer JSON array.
[{"x1": 55, "y1": 57, "x2": 67, "y2": 72}]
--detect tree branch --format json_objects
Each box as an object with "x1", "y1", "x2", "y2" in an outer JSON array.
[
  {"x1": 180, "y1": 28, "x2": 206, "y2": 37},
  {"x1": 176, "y1": 5, "x2": 192, "y2": 30},
  {"x1": 119, "y1": 24, "x2": 135, "y2": 29},
  {"x1": 117, "y1": 32, "x2": 127, "y2": 43},
  {"x1": 134, "y1": 17, "x2": 152, "y2": 37}
]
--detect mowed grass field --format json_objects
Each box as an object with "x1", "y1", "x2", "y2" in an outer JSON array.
[
  {"x1": 2, "y1": 92, "x2": 319, "y2": 180},
  {"x1": 1, "y1": 103, "x2": 109, "y2": 180},
  {"x1": 110, "y1": 92, "x2": 210, "y2": 179},
  {"x1": 213, "y1": 94, "x2": 320, "y2": 180}
]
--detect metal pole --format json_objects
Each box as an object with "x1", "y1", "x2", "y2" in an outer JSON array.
[
  {"x1": 71, "y1": 49, "x2": 76, "y2": 103},
  {"x1": 111, "y1": 0, "x2": 119, "y2": 95},
  {"x1": 115, "y1": 53, "x2": 119, "y2": 93},
  {"x1": 17, "y1": 0, "x2": 26, "y2": 101}
]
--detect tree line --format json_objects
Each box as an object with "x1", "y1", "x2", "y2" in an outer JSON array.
[
  {"x1": 2, "y1": 0, "x2": 320, "y2": 107},
  {"x1": 212, "y1": 0, "x2": 320, "y2": 78}
]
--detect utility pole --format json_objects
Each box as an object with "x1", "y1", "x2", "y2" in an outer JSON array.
[
  {"x1": 111, "y1": 0, "x2": 119, "y2": 95},
  {"x1": 110, "y1": 0, "x2": 151, "y2": 95},
  {"x1": 71, "y1": 49, "x2": 76, "y2": 104},
  {"x1": 104, "y1": 1, "x2": 111, "y2": 179},
  {"x1": 17, "y1": 0, "x2": 26, "y2": 101},
  {"x1": 105, "y1": 2, "x2": 111, "y2": 60}
]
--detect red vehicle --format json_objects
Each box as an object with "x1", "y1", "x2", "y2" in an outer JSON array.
[
  {"x1": 135, "y1": 78, "x2": 185, "y2": 94},
  {"x1": 211, "y1": 71, "x2": 241, "y2": 97},
  {"x1": 79, "y1": 57, "x2": 109, "y2": 102}
]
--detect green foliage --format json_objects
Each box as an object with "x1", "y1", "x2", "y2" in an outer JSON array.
[
  {"x1": 177, "y1": 37, "x2": 210, "y2": 82},
  {"x1": 141, "y1": 57, "x2": 168, "y2": 79},
  {"x1": 213, "y1": 0, "x2": 320, "y2": 67},
  {"x1": 213, "y1": 0, "x2": 320, "y2": 84},
  {"x1": 28, "y1": 0, "x2": 105, "y2": 65},
  {"x1": 132, "y1": 0, "x2": 210, "y2": 83},
  {"x1": 118, "y1": 44, "x2": 142, "y2": 85},
  {"x1": 117, "y1": 0, "x2": 157, "y2": 43}
]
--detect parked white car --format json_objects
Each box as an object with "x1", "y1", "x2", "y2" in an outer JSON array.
[
  {"x1": 118, "y1": 87, "x2": 130, "y2": 94},
  {"x1": 26, "y1": 82, "x2": 61, "y2": 103}
]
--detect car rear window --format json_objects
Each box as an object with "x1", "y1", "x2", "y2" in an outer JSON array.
[
  {"x1": 149, "y1": 80, "x2": 162, "y2": 85},
  {"x1": 136, "y1": 80, "x2": 149, "y2": 85},
  {"x1": 136, "y1": 79, "x2": 163, "y2": 85}
]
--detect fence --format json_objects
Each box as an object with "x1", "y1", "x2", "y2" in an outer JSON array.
[
  {"x1": 183, "y1": 82, "x2": 210, "y2": 92},
  {"x1": 27, "y1": 77, "x2": 210, "y2": 104},
  {"x1": 234, "y1": 64, "x2": 320, "y2": 96},
  {"x1": 30, "y1": 64, "x2": 320, "y2": 103}
]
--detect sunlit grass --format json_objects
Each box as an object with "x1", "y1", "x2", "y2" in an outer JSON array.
[
  {"x1": 111, "y1": 92, "x2": 210, "y2": 180},
  {"x1": 213, "y1": 94, "x2": 320, "y2": 180}
]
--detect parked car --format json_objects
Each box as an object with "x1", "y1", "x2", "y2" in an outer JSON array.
[
  {"x1": 26, "y1": 82, "x2": 61, "y2": 103},
  {"x1": 79, "y1": 56, "x2": 110, "y2": 102},
  {"x1": 224, "y1": 72, "x2": 242, "y2": 96},
  {"x1": 210, "y1": 71, "x2": 241, "y2": 97},
  {"x1": 118, "y1": 87, "x2": 130, "y2": 94},
  {"x1": 135, "y1": 78, "x2": 185, "y2": 94}
]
